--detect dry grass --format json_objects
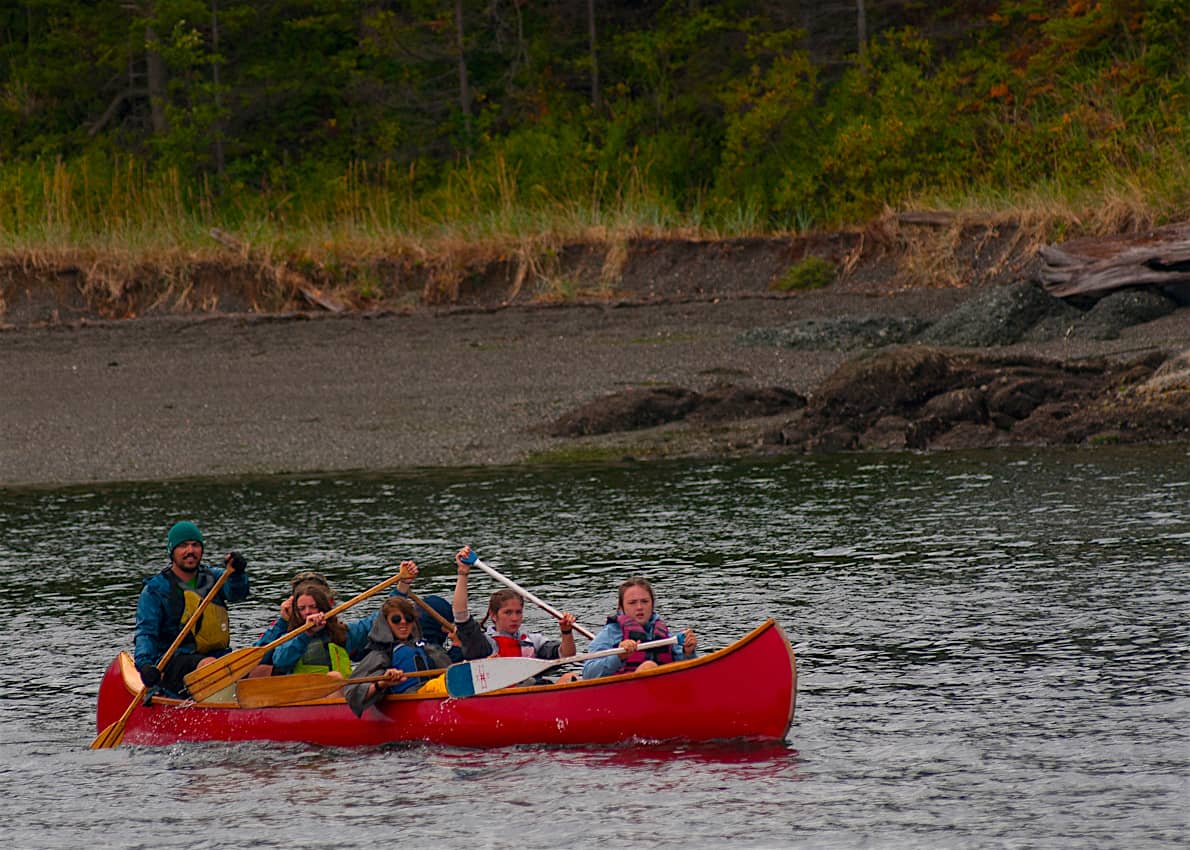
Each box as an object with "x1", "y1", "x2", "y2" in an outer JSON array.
[{"x1": 3, "y1": 146, "x2": 1188, "y2": 307}]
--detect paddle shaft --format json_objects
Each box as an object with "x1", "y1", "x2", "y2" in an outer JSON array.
[
  {"x1": 406, "y1": 589, "x2": 460, "y2": 642},
  {"x1": 555, "y1": 636, "x2": 677, "y2": 669},
  {"x1": 90, "y1": 565, "x2": 235, "y2": 748},
  {"x1": 447, "y1": 636, "x2": 678, "y2": 697},
  {"x1": 263, "y1": 566, "x2": 416, "y2": 654},
  {"x1": 184, "y1": 567, "x2": 413, "y2": 701},
  {"x1": 471, "y1": 557, "x2": 595, "y2": 640}
]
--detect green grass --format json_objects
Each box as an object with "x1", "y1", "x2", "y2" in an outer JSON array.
[{"x1": 772, "y1": 256, "x2": 836, "y2": 292}]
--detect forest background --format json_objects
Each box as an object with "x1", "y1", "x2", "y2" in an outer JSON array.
[{"x1": 0, "y1": 0, "x2": 1187, "y2": 306}]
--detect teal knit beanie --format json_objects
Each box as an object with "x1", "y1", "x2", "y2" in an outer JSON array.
[{"x1": 167, "y1": 521, "x2": 204, "y2": 556}]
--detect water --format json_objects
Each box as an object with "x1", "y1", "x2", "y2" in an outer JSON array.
[{"x1": 1, "y1": 448, "x2": 1187, "y2": 849}]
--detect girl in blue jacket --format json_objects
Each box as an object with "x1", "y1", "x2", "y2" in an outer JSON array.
[{"x1": 582, "y1": 577, "x2": 697, "y2": 679}]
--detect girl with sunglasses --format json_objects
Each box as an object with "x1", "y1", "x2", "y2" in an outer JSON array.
[{"x1": 345, "y1": 596, "x2": 437, "y2": 716}]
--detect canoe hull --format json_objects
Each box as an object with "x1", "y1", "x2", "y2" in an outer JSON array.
[{"x1": 96, "y1": 619, "x2": 796, "y2": 748}]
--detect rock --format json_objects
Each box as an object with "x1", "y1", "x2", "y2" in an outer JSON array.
[
  {"x1": 921, "y1": 387, "x2": 987, "y2": 424},
  {"x1": 1072, "y1": 288, "x2": 1179, "y2": 340},
  {"x1": 858, "y1": 415, "x2": 911, "y2": 450},
  {"x1": 810, "y1": 346, "x2": 953, "y2": 422},
  {"x1": 1136, "y1": 349, "x2": 1190, "y2": 393},
  {"x1": 808, "y1": 425, "x2": 858, "y2": 453},
  {"x1": 769, "y1": 345, "x2": 1184, "y2": 452},
  {"x1": 984, "y1": 376, "x2": 1065, "y2": 421},
  {"x1": 918, "y1": 281, "x2": 1076, "y2": 346},
  {"x1": 928, "y1": 421, "x2": 1011, "y2": 450},
  {"x1": 689, "y1": 386, "x2": 806, "y2": 422},
  {"x1": 548, "y1": 384, "x2": 806, "y2": 436},
  {"x1": 548, "y1": 386, "x2": 700, "y2": 436}
]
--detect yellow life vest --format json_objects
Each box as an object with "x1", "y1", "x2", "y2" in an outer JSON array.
[
  {"x1": 179, "y1": 574, "x2": 231, "y2": 654},
  {"x1": 293, "y1": 634, "x2": 353, "y2": 677}
]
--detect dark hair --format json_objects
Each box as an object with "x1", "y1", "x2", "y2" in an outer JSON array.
[
  {"x1": 617, "y1": 577, "x2": 655, "y2": 611},
  {"x1": 381, "y1": 596, "x2": 422, "y2": 642},
  {"x1": 482, "y1": 588, "x2": 523, "y2": 629},
  {"x1": 289, "y1": 581, "x2": 347, "y2": 645}
]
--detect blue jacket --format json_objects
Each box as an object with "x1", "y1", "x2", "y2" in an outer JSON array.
[
  {"x1": 253, "y1": 587, "x2": 439, "y2": 664},
  {"x1": 133, "y1": 564, "x2": 250, "y2": 669},
  {"x1": 581, "y1": 613, "x2": 688, "y2": 679},
  {"x1": 269, "y1": 614, "x2": 377, "y2": 675}
]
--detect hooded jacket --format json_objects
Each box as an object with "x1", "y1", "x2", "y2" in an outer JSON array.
[{"x1": 344, "y1": 614, "x2": 432, "y2": 716}]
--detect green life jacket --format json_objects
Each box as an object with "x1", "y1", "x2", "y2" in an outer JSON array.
[{"x1": 293, "y1": 632, "x2": 352, "y2": 677}]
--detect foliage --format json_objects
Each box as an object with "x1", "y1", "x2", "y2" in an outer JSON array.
[
  {"x1": 0, "y1": 0, "x2": 1186, "y2": 252},
  {"x1": 772, "y1": 256, "x2": 836, "y2": 292}
]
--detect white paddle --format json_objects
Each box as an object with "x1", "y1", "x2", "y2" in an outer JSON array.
[
  {"x1": 463, "y1": 551, "x2": 596, "y2": 640},
  {"x1": 445, "y1": 636, "x2": 678, "y2": 697}
]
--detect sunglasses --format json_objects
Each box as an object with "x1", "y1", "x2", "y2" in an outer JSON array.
[{"x1": 389, "y1": 614, "x2": 415, "y2": 625}]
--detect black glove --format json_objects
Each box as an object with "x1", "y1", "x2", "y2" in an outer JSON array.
[
  {"x1": 226, "y1": 551, "x2": 247, "y2": 573},
  {"x1": 138, "y1": 664, "x2": 161, "y2": 687}
]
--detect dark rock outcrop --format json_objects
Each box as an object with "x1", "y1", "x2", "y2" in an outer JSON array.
[
  {"x1": 766, "y1": 345, "x2": 1189, "y2": 452},
  {"x1": 548, "y1": 385, "x2": 806, "y2": 437}
]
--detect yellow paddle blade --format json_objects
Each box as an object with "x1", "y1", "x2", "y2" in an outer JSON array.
[
  {"x1": 89, "y1": 719, "x2": 126, "y2": 749},
  {"x1": 183, "y1": 646, "x2": 267, "y2": 702},
  {"x1": 88, "y1": 685, "x2": 148, "y2": 749}
]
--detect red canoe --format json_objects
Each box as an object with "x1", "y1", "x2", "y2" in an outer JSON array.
[{"x1": 95, "y1": 618, "x2": 796, "y2": 748}]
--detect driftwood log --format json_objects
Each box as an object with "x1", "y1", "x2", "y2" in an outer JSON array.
[{"x1": 1039, "y1": 222, "x2": 1190, "y2": 298}]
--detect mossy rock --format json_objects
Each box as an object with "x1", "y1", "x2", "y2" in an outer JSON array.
[{"x1": 772, "y1": 256, "x2": 836, "y2": 292}]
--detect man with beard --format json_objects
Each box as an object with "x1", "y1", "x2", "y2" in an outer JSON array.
[{"x1": 133, "y1": 521, "x2": 250, "y2": 697}]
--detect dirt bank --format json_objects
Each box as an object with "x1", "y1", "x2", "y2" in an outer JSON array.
[{"x1": 2, "y1": 219, "x2": 1187, "y2": 489}]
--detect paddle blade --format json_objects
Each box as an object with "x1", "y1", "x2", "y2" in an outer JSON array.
[
  {"x1": 445, "y1": 656, "x2": 552, "y2": 697},
  {"x1": 183, "y1": 646, "x2": 267, "y2": 702},
  {"x1": 235, "y1": 673, "x2": 345, "y2": 708},
  {"x1": 89, "y1": 685, "x2": 147, "y2": 749},
  {"x1": 89, "y1": 718, "x2": 127, "y2": 749}
]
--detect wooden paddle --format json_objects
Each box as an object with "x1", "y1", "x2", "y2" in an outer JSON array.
[
  {"x1": 406, "y1": 589, "x2": 461, "y2": 643},
  {"x1": 445, "y1": 636, "x2": 677, "y2": 697},
  {"x1": 183, "y1": 567, "x2": 412, "y2": 702},
  {"x1": 90, "y1": 566, "x2": 235, "y2": 749},
  {"x1": 465, "y1": 552, "x2": 595, "y2": 640},
  {"x1": 235, "y1": 668, "x2": 445, "y2": 708}
]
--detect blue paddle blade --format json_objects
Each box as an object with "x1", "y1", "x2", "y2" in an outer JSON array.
[{"x1": 445, "y1": 663, "x2": 476, "y2": 697}]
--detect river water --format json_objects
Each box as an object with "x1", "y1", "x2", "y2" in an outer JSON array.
[{"x1": 0, "y1": 447, "x2": 1186, "y2": 849}]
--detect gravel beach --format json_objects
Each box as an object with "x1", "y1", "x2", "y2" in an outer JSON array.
[{"x1": 3, "y1": 284, "x2": 1188, "y2": 489}]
